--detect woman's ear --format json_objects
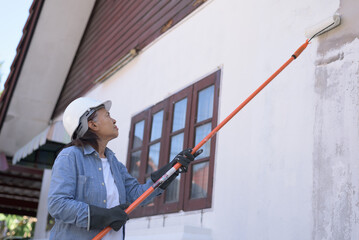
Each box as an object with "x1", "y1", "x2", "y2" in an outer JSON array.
[{"x1": 88, "y1": 120, "x2": 98, "y2": 131}]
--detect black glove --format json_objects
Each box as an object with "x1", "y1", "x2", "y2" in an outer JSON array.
[
  {"x1": 150, "y1": 148, "x2": 202, "y2": 189},
  {"x1": 89, "y1": 203, "x2": 129, "y2": 231}
]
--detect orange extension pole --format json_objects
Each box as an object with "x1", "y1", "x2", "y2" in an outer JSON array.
[{"x1": 92, "y1": 40, "x2": 309, "y2": 240}]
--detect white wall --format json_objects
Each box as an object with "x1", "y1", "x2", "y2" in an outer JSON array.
[
  {"x1": 33, "y1": 169, "x2": 52, "y2": 240},
  {"x1": 312, "y1": 0, "x2": 359, "y2": 238},
  {"x1": 81, "y1": 0, "x2": 359, "y2": 239}
]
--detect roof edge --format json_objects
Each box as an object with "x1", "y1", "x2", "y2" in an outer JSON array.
[{"x1": 0, "y1": 0, "x2": 45, "y2": 132}]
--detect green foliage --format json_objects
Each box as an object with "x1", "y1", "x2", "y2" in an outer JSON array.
[
  {"x1": 0, "y1": 214, "x2": 36, "y2": 238},
  {"x1": 46, "y1": 213, "x2": 54, "y2": 232}
]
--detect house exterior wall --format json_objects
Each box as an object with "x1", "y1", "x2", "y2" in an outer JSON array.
[
  {"x1": 313, "y1": 0, "x2": 359, "y2": 239},
  {"x1": 34, "y1": 169, "x2": 51, "y2": 240},
  {"x1": 43, "y1": 0, "x2": 358, "y2": 239}
]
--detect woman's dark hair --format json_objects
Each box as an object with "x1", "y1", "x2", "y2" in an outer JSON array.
[{"x1": 65, "y1": 110, "x2": 99, "y2": 151}]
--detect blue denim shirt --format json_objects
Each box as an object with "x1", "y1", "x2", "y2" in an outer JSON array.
[{"x1": 48, "y1": 145, "x2": 162, "y2": 239}]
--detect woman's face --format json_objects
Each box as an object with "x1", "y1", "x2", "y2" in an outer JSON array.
[{"x1": 89, "y1": 107, "x2": 118, "y2": 141}]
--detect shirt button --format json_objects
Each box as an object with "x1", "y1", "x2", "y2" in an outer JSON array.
[
  {"x1": 102, "y1": 182, "x2": 105, "y2": 186},
  {"x1": 99, "y1": 168, "x2": 102, "y2": 171},
  {"x1": 103, "y1": 200, "x2": 106, "y2": 203}
]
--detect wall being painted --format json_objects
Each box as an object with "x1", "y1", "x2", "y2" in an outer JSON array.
[
  {"x1": 313, "y1": 0, "x2": 359, "y2": 239},
  {"x1": 79, "y1": 0, "x2": 358, "y2": 239}
]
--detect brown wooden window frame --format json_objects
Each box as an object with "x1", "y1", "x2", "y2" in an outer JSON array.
[{"x1": 126, "y1": 70, "x2": 220, "y2": 217}]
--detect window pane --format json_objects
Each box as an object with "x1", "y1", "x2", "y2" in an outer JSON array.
[
  {"x1": 169, "y1": 133, "x2": 184, "y2": 162},
  {"x1": 195, "y1": 123, "x2": 211, "y2": 159},
  {"x1": 172, "y1": 98, "x2": 187, "y2": 132},
  {"x1": 191, "y1": 162, "x2": 209, "y2": 199},
  {"x1": 130, "y1": 151, "x2": 141, "y2": 178},
  {"x1": 147, "y1": 143, "x2": 160, "y2": 174},
  {"x1": 165, "y1": 133, "x2": 184, "y2": 203},
  {"x1": 150, "y1": 111, "x2": 164, "y2": 141},
  {"x1": 165, "y1": 176, "x2": 180, "y2": 203},
  {"x1": 133, "y1": 120, "x2": 145, "y2": 149},
  {"x1": 197, "y1": 85, "x2": 214, "y2": 122}
]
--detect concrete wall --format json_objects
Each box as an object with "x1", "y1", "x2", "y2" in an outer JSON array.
[
  {"x1": 43, "y1": 0, "x2": 358, "y2": 239},
  {"x1": 313, "y1": 0, "x2": 359, "y2": 239},
  {"x1": 34, "y1": 169, "x2": 51, "y2": 240}
]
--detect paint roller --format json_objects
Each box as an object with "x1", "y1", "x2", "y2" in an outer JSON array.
[
  {"x1": 305, "y1": 14, "x2": 341, "y2": 41},
  {"x1": 93, "y1": 14, "x2": 341, "y2": 240}
]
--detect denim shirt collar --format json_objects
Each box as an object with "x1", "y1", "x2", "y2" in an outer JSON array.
[{"x1": 82, "y1": 145, "x2": 115, "y2": 159}]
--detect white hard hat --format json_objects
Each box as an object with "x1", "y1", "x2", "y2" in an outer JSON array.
[{"x1": 63, "y1": 97, "x2": 112, "y2": 140}]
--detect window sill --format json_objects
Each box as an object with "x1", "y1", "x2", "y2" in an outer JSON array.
[{"x1": 126, "y1": 225, "x2": 212, "y2": 240}]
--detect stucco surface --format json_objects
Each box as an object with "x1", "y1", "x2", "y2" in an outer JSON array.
[{"x1": 313, "y1": 0, "x2": 359, "y2": 238}]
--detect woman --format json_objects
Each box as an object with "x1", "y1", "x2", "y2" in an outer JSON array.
[{"x1": 48, "y1": 97, "x2": 200, "y2": 239}]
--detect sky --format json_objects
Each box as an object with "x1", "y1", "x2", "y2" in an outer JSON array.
[{"x1": 0, "y1": 0, "x2": 33, "y2": 91}]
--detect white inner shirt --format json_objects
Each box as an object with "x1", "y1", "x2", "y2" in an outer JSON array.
[{"x1": 101, "y1": 157, "x2": 123, "y2": 240}]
